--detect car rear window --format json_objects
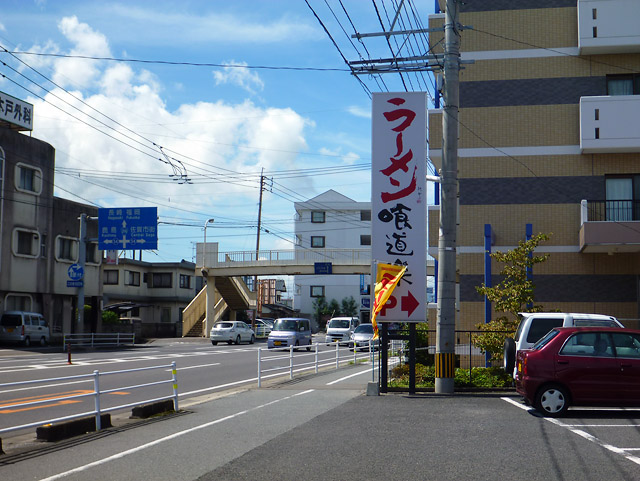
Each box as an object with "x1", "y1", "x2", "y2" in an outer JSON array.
[
  {"x1": 1, "y1": 314, "x2": 21, "y2": 327},
  {"x1": 527, "y1": 318, "x2": 563, "y2": 343},
  {"x1": 532, "y1": 329, "x2": 560, "y2": 350},
  {"x1": 574, "y1": 319, "x2": 618, "y2": 327},
  {"x1": 216, "y1": 322, "x2": 233, "y2": 328}
]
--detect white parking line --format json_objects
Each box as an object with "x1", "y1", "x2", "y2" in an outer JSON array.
[
  {"x1": 38, "y1": 389, "x2": 316, "y2": 481},
  {"x1": 502, "y1": 397, "x2": 640, "y2": 466}
]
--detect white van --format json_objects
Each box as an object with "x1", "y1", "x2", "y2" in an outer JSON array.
[
  {"x1": 0, "y1": 311, "x2": 50, "y2": 347},
  {"x1": 504, "y1": 312, "x2": 623, "y2": 376},
  {"x1": 325, "y1": 317, "x2": 360, "y2": 345}
]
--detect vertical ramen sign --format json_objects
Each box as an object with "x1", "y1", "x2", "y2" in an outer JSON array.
[{"x1": 371, "y1": 92, "x2": 427, "y2": 322}]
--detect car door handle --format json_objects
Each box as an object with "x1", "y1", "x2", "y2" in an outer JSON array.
[{"x1": 557, "y1": 360, "x2": 569, "y2": 365}]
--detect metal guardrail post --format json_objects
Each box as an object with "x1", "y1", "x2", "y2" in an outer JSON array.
[
  {"x1": 91, "y1": 333, "x2": 95, "y2": 348},
  {"x1": 117, "y1": 332, "x2": 120, "y2": 346},
  {"x1": 335, "y1": 341, "x2": 339, "y2": 369},
  {"x1": 257, "y1": 349, "x2": 262, "y2": 387},
  {"x1": 289, "y1": 345, "x2": 294, "y2": 380},
  {"x1": 93, "y1": 370, "x2": 101, "y2": 430},
  {"x1": 315, "y1": 343, "x2": 319, "y2": 374},
  {"x1": 171, "y1": 361, "x2": 179, "y2": 411}
]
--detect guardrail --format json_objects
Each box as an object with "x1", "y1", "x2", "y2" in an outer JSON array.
[
  {"x1": 62, "y1": 332, "x2": 135, "y2": 351},
  {"x1": 257, "y1": 341, "x2": 378, "y2": 387},
  {"x1": 0, "y1": 362, "x2": 178, "y2": 436}
]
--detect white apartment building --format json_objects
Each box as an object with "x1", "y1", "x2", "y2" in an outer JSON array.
[{"x1": 293, "y1": 190, "x2": 371, "y2": 320}]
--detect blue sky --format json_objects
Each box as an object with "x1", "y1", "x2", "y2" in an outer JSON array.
[{"x1": 0, "y1": 0, "x2": 436, "y2": 265}]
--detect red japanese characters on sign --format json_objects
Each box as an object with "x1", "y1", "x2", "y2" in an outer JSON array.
[{"x1": 371, "y1": 92, "x2": 427, "y2": 322}]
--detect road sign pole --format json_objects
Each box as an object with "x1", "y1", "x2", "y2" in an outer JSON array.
[{"x1": 77, "y1": 214, "x2": 87, "y2": 332}]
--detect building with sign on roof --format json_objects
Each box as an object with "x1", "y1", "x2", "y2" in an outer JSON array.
[{"x1": 0, "y1": 94, "x2": 102, "y2": 341}]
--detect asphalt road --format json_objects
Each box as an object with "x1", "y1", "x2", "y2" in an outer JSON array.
[{"x1": 3, "y1": 340, "x2": 640, "y2": 480}]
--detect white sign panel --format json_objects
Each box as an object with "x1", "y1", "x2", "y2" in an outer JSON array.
[
  {"x1": 0, "y1": 91, "x2": 33, "y2": 131},
  {"x1": 371, "y1": 92, "x2": 427, "y2": 322}
]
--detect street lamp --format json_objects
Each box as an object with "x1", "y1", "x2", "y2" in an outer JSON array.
[{"x1": 203, "y1": 218, "x2": 214, "y2": 266}]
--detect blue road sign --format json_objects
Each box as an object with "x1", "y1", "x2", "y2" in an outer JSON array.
[
  {"x1": 98, "y1": 207, "x2": 158, "y2": 250},
  {"x1": 68, "y1": 263, "x2": 84, "y2": 281},
  {"x1": 67, "y1": 280, "x2": 84, "y2": 288},
  {"x1": 314, "y1": 262, "x2": 332, "y2": 275}
]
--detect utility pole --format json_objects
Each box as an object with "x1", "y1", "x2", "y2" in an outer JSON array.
[
  {"x1": 77, "y1": 213, "x2": 87, "y2": 331},
  {"x1": 435, "y1": 0, "x2": 461, "y2": 394},
  {"x1": 253, "y1": 169, "x2": 265, "y2": 328}
]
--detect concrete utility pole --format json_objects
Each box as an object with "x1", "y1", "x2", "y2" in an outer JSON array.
[
  {"x1": 253, "y1": 169, "x2": 265, "y2": 327},
  {"x1": 435, "y1": 0, "x2": 461, "y2": 394},
  {"x1": 77, "y1": 214, "x2": 87, "y2": 331}
]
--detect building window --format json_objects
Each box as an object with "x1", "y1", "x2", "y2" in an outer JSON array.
[
  {"x1": 104, "y1": 269, "x2": 119, "y2": 285},
  {"x1": 605, "y1": 175, "x2": 640, "y2": 221},
  {"x1": 607, "y1": 74, "x2": 640, "y2": 96},
  {"x1": 161, "y1": 307, "x2": 172, "y2": 323},
  {"x1": 180, "y1": 274, "x2": 191, "y2": 289},
  {"x1": 360, "y1": 210, "x2": 371, "y2": 221},
  {"x1": 125, "y1": 270, "x2": 140, "y2": 286},
  {"x1": 152, "y1": 272, "x2": 172, "y2": 288},
  {"x1": 360, "y1": 234, "x2": 371, "y2": 246},
  {"x1": 56, "y1": 237, "x2": 77, "y2": 261},
  {"x1": 13, "y1": 228, "x2": 39, "y2": 257},
  {"x1": 86, "y1": 242, "x2": 99, "y2": 264},
  {"x1": 311, "y1": 211, "x2": 326, "y2": 223},
  {"x1": 311, "y1": 236, "x2": 325, "y2": 248},
  {"x1": 310, "y1": 285, "x2": 325, "y2": 297},
  {"x1": 15, "y1": 163, "x2": 42, "y2": 194},
  {"x1": 5, "y1": 294, "x2": 32, "y2": 311}
]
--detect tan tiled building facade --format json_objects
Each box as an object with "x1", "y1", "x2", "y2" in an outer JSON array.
[{"x1": 428, "y1": 0, "x2": 640, "y2": 329}]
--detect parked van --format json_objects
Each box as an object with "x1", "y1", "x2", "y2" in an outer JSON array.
[
  {"x1": 0, "y1": 311, "x2": 50, "y2": 347},
  {"x1": 325, "y1": 316, "x2": 360, "y2": 345},
  {"x1": 267, "y1": 318, "x2": 312, "y2": 350},
  {"x1": 504, "y1": 312, "x2": 623, "y2": 376}
]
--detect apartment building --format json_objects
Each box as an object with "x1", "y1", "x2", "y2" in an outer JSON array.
[
  {"x1": 102, "y1": 258, "x2": 202, "y2": 336},
  {"x1": 0, "y1": 100, "x2": 101, "y2": 337},
  {"x1": 293, "y1": 190, "x2": 372, "y2": 319},
  {"x1": 428, "y1": 0, "x2": 640, "y2": 329}
]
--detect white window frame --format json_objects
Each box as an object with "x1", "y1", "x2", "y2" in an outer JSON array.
[
  {"x1": 55, "y1": 235, "x2": 78, "y2": 263},
  {"x1": 14, "y1": 162, "x2": 43, "y2": 195},
  {"x1": 12, "y1": 228, "x2": 40, "y2": 258}
]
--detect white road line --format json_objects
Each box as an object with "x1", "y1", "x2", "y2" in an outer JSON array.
[
  {"x1": 165, "y1": 362, "x2": 220, "y2": 371},
  {"x1": 326, "y1": 365, "x2": 377, "y2": 385},
  {"x1": 38, "y1": 389, "x2": 316, "y2": 481},
  {"x1": 501, "y1": 397, "x2": 640, "y2": 466}
]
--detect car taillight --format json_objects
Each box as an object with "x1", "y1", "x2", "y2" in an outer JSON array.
[{"x1": 522, "y1": 357, "x2": 528, "y2": 376}]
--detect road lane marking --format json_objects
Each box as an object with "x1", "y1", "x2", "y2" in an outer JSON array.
[
  {"x1": 38, "y1": 389, "x2": 316, "y2": 481},
  {"x1": 502, "y1": 397, "x2": 640, "y2": 466},
  {"x1": 326, "y1": 365, "x2": 377, "y2": 385}
]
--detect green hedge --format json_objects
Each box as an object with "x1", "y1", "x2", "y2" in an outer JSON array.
[{"x1": 388, "y1": 364, "x2": 513, "y2": 388}]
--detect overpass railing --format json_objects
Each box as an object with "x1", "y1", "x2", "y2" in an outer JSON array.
[{"x1": 214, "y1": 248, "x2": 371, "y2": 267}]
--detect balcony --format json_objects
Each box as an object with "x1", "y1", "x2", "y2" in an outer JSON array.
[
  {"x1": 580, "y1": 95, "x2": 640, "y2": 153},
  {"x1": 579, "y1": 199, "x2": 640, "y2": 253},
  {"x1": 578, "y1": 0, "x2": 640, "y2": 55}
]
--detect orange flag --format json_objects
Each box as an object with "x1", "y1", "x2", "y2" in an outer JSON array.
[{"x1": 371, "y1": 263, "x2": 407, "y2": 339}]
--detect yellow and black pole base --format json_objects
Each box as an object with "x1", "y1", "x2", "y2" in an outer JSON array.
[{"x1": 435, "y1": 352, "x2": 456, "y2": 379}]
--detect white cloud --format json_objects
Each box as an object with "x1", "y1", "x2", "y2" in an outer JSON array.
[
  {"x1": 347, "y1": 105, "x2": 371, "y2": 119},
  {"x1": 213, "y1": 61, "x2": 264, "y2": 95},
  {"x1": 319, "y1": 147, "x2": 360, "y2": 164}
]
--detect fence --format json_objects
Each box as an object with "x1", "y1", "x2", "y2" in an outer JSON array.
[
  {"x1": 257, "y1": 341, "x2": 380, "y2": 387},
  {"x1": 62, "y1": 332, "x2": 136, "y2": 350},
  {"x1": 0, "y1": 362, "x2": 178, "y2": 436}
]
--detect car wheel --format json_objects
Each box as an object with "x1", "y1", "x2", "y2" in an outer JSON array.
[
  {"x1": 211, "y1": 341, "x2": 218, "y2": 346},
  {"x1": 250, "y1": 335, "x2": 255, "y2": 344},
  {"x1": 235, "y1": 335, "x2": 241, "y2": 345},
  {"x1": 227, "y1": 340, "x2": 233, "y2": 345},
  {"x1": 39, "y1": 336, "x2": 47, "y2": 347},
  {"x1": 535, "y1": 384, "x2": 570, "y2": 417},
  {"x1": 504, "y1": 337, "x2": 516, "y2": 374},
  {"x1": 23, "y1": 337, "x2": 31, "y2": 347}
]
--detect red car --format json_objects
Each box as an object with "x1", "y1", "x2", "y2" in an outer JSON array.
[{"x1": 516, "y1": 327, "x2": 640, "y2": 416}]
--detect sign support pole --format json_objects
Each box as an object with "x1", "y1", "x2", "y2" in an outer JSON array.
[{"x1": 77, "y1": 214, "x2": 87, "y2": 331}]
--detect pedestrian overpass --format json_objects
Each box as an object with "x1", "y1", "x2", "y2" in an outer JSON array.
[{"x1": 182, "y1": 242, "x2": 434, "y2": 337}]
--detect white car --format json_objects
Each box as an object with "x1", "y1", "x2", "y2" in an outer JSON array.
[
  {"x1": 348, "y1": 323, "x2": 379, "y2": 351},
  {"x1": 210, "y1": 321, "x2": 255, "y2": 345}
]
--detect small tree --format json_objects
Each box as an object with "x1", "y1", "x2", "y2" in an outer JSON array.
[
  {"x1": 341, "y1": 296, "x2": 358, "y2": 317},
  {"x1": 473, "y1": 232, "x2": 551, "y2": 361},
  {"x1": 327, "y1": 299, "x2": 340, "y2": 318},
  {"x1": 102, "y1": 310, "x2": 120, "y2": 325},
  {"x1": 312, "y1": 296, "x2": 329, "y2": 329}
]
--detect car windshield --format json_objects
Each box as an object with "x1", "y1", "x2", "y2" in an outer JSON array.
[
  {"x1": 215, "y1": 322, "x2": 233, "y2": 329},
  {"x1": 532, "y1": 329, "x2": 559, "y2": 350},
  {"x1": 328, "y1": 319, "x2": 350, "y2": 329},
  {"x1": 354, "y1": 324, "x2": 373, "y2": 334},
  {"x1": 273, "y1": 319, "x2": 299, "y2": 331}
]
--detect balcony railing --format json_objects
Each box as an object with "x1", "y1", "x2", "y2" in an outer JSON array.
[{"x1": 581, "y1": 199, "x2": 640, "y2": 223}]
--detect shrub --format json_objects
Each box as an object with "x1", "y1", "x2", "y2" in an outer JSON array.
[{"x1": 388, "y1": 364, "x2": 512, "y2": 389}]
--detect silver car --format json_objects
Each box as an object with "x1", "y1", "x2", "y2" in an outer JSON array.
[
  {"x1": 210, "y1": 321, "x2": 255, "y2": 345},
  {"x1": 348, "y1": 323, "x2": 379, "y2": 351}
]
